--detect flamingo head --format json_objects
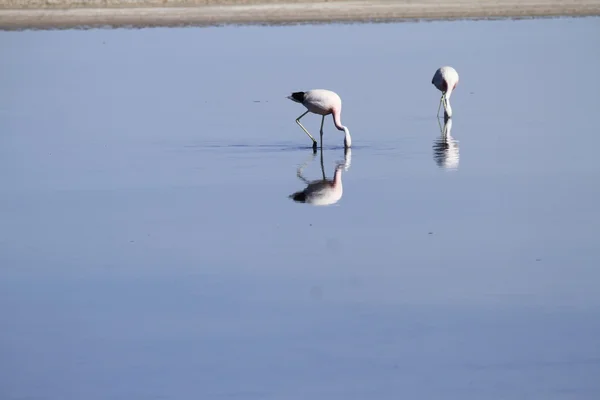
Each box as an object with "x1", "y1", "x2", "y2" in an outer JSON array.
[{"x1": 343, "y1": 127, "x2": 352, "y2": 148}]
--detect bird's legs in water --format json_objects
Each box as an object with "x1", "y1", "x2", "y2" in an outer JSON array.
[
  {"x1": 296, "y1": 151, "x2": 317, "y2": 184},
  {"x1": 437, "y1": 112, "x2": 451, "y2": 140},
  {"x1": 320, "y1": 145, "x2": 326, "y2": 180},
  {"x1": 295, "y1": 147, "x2": 327, "y2": 182},
  {"x1": 319, "y1": 115, "x2": 325, "y2": 151},
  {"x1": 437, "y1": 92, "x2": 445, "y2": 118},
  {"x1": 295, "y1": 111, "x2": 318, "y2": 152}
]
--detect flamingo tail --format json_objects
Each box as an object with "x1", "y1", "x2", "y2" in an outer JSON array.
[
  {"x1": 289, "y1": 191, "x2": 307, "y2": 202},
  {"x1": 287, "y1": 92, "x2": 305, "y2": 103}
]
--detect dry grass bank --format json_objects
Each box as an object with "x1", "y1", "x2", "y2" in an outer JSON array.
[
  {"x1": 1, "y1": 0, "x2": 599, "y2": 30},
  {"x1": 0, "y1": 0, "x2": 338, "y2": 9}
]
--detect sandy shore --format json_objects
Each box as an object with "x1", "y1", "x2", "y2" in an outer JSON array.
[{"x1": 1, "y1": 0, "x2": 599, "y2": 30}]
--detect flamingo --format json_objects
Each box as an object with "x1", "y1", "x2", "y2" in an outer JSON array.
[
  {"x1": 287, "y1": 89, "x2": 352, "y2": 152},
  {"x1": 432, "y1": 66, "x2": 459, "y2": 118},
  {"x1": 289, "y1": 148, "x2": 351, "y2": 206}
]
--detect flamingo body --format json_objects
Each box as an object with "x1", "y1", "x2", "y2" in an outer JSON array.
[
  {"x1": 432, "y1": 66, "x2": 459, "y2": 118},
  {"x1": 288, "y1": 89, "x2": 352, "y2": 150},
  {"x1": 289, "y1": 165, "x2": 344, "y2": 206}
]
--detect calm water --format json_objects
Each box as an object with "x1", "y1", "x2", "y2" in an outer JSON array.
[{"x1": 1, "y1": 17, "x2": 600, "y2": 400}]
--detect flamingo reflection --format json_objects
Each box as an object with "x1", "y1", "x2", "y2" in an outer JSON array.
[
  {"x1": 289, "y1": 148, "x2": 351, "y2": 206},
  {"x1": 432, "y1": 116, "x2": 459, "y2": 170}
]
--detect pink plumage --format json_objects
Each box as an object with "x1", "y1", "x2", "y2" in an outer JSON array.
[
  {"x1": 287, "y1": 89, "x2": 352, "y2": 151},
  {"x1": 432, "y1": 66, "x2": 459, "y2": 118}
]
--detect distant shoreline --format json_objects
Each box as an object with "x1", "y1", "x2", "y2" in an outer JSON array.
[{"x1": 1, "y1": 0, "x2": 600, "y2": 30}]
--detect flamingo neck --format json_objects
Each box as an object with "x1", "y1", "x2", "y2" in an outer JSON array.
[
  {"x1": 332, "y1": 167, "x2": 343, "y2": 188},
  {"x1": 444, "y1": 96, "x2": 453, "y2": 118},
  {"x1": 444, "y1": 117, "x2": 453, "y2": 137},
  {"x1": 444, "y1": 87, "x2": 453, "y2": 118},
  {"x1": 332, "y1": 108, "x2": 352, "y2": 148}
]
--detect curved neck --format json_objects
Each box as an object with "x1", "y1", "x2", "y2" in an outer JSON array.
[
  {"x1": 444, "y1": 118, "x2": 453, "y2": 137},
  {"x1": 444, "y1": 96, "x2": 453, "y2": 118},
  {"x1": 332, "y1": 108, "x2": 345, "y2": 131},
  {"x1": 332, "y1": 108, "x2": 352, "y2": 148},
  {"x1": 332, "y1": 167, "x2": 343, "y2": 188}
]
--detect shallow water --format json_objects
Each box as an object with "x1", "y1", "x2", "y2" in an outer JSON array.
[{"x1": 1, "y1": 17, "x2": 600, "y2": 400}]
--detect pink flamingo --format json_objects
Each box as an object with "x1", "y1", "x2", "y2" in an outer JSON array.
[
  {"x1": 289, "y1": 148, "x2": 351, "y2": 206},
  {"x1": 287, "y1": 89, "x2": 352, "y2": 151},
  {"x1": 289, "y1": 163, "x2": 344, "y2": 206},
  {"x1": 432, "y1": 66, "x2": 459, "y2": 118}
]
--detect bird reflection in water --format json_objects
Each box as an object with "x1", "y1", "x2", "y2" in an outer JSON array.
[
  {"x1": 289, "y1": 148, "x2": 352, "y2": 206},
  {"x1": 432, "y1": 115, "x2": 459, "y2": 170}
]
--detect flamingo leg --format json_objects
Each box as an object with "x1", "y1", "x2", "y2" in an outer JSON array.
[
  {"x1": 319, "y1": 115, "x2": 325, "y2": 150},
  {"x1": 437, "y1": 93, "x2": 445, "y2": 118},
  {"x1": 443, "y1": 96, "x2": 451, "y2": 119},
  {"x1": 295, "y1": 111, "x2": 318, "y2": 150},
  {"x1": 320, "y1": 146, "x2": 326, "y2": 180},
  {"x1": 296, "y1": 152, "x2": 316, "y2": 184}
]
